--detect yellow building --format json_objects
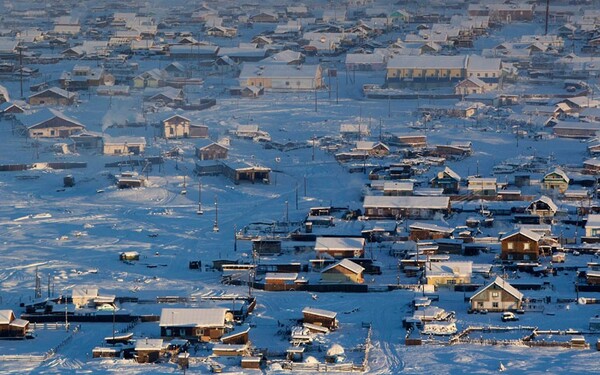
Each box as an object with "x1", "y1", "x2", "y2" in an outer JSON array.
[{"x1": 320, "y1": 259, "x2": 364, "y2": 284}]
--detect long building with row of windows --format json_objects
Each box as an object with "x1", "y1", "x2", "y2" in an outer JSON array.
[{"x1": 385, "y1": 54, "x2": 502, "y2": 89}]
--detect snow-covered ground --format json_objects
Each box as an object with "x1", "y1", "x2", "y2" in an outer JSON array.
[{"x1": 0, "y1": 3, "x2": 599, "y2": 373}]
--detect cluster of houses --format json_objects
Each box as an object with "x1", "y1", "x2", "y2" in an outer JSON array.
[{"x1": 3, "y1": 0, "x2": 600, "y2": 371}]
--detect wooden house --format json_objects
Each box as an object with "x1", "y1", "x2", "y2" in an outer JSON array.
[
  {"x1": 430, "y1": 166, "x2": 461, "y2": 194},
  {"x1": 221, "y1": 160, "x2": 271, "y2": 184},
  {"x1": 500, "y1": 228, "x2": 541, "y2": 261},
  {"x1": 455, "y1": 76, "x2": 487, "y2": 96},
  {"x1": 28, "y1": 87, "x2": 77, "y2": 106},
  {"x1": 466, "y1": 55, "x2": 502, "y2": 90},
  {"x1": 195, "y1": 140, "x2": 228, "y2": 160},
  {"x1": 583, "y1": 158, "x2": 600, "y2": 174},
  {"x1": 250, "y1": 12, "x2": 279, "y2": 23},
  {"x1": 103, "y1": 136, "x2": 146, "y2": 155},
  {"x1": 552, "y1": 121, "x2": 600, "y2": 139},
  {"x1": 221, "y1": 327, "x2": 250, "y2": 345},
  {"x1": 241, "y1": 356, "x2": 263, "y2": 369},
  {"x1": 69, "y1": 131, "x2": 102, "y2": 150},
  {"x1": 469, "y1": 276, "x2": 523, "y2": 312},
  {"x1": 314, "y1": 237, "x2": 365, "y2": 259},
  {"x1": 133, "y1": 69, "x2": 166, "y2": 89},
  {"x1": 425, "y1": 261, "x2": 472, "y2": 286},
  {"x1": 234, "y1": 124, "x2": 261, "y2": 139},
  {"x1": 321, "y1": 259, "x2": 365, "y2": 284},
  {"x1": 162, "y1": 115, "x2": 208, "y2": 139},
  {"x1": 135, "y1": 338, "x2": 165, "y2": 363},
  {"x1": 302, "y1": 307, "x2": 338, "y2": 330},
  {"x1": 0, "y1": 84, "x2": 9, "y2": 103},
  {"x1": 542, "y1": 168, "x2": 570, "y2": 193},
  {"x1": 0, "y1": 102, "x2": 25, "y2": 116},
  {"x1": 409, "y1": 222, "x2": 454, "y2": 241},
  {"x1": 388, "y1": 134, "x2": 427, "y2": 148},
  {"x1": 363, "y1": 196, "x2": 450, "y2": 220},
  {"x1": 353, "y1": 141, "x2": 390, "y2": 156},
  {"x1": 264, "y1": 273, "x2": 299, "y2": 291},
  {"x1": 467, "y1": 177, "x2": 497, "y2": 196},
  {"x1": 0, "y1": 310, "x2": 29, "y2": 339},
  {"x1": 206, "y1": 26, "x2": 237, "y2": 38},
  {"x1": 60, "y1": 65, "x2": 106, "y2": 90},
  {"x1": 251, "y1": 238, "x2": 281, "y2": 255},
  {"x1": 525, "y1": 195, "x2": 558, "y2": 220},
  {"x1": 212, "y1": 344, "x2": 249, "y2": 356},
  {"x1": 159, "y1": 308, "x2": 232, "y2": 342},
  {"x1": 21, "y1": 108, "x2": 85, "y2": 138},
  {"x1": 585, "y1": 214, "x2": 600, "y2": 238},
  {"x1": 383, "y1": 181, "x2": 413, "y2": 196}
]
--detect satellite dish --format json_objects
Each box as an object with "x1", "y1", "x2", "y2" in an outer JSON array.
[{"x1": 104, "y1": 73, "x2": 115, "y2": 87}]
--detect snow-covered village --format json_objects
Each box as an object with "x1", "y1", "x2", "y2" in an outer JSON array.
[{"x1": 0, "y1": 0, "x2": 599, "y2": 373}]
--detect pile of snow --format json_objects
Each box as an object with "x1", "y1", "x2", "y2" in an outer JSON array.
[{"x1": 326, "y1": 344, "x2": 345, "y2": 357}]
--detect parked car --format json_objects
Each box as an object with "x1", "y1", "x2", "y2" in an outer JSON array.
[{"x1": 501, "y1": 312, "x2": 519, "y2": 322}]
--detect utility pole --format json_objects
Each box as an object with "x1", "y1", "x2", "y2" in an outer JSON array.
[
  {"x1": 213, "y1": 195, "x2": 219, "y2": 232},
  {"x1": 34, "y1": 266, "x2": 41, "y2": 299},
  {"x1": 18, "y1": 46, "x2": 23, "y2": 99},
  {"x1": 544, "y1": 0, "x2": 550, "y2": 35},
  {"x1": 234, "y1": 224, "x2": 237, "y2": 252},
  {"x1": 197, "y1": 178, "x2": 203, "y2": 215}
]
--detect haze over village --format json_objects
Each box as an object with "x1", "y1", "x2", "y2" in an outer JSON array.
[{"x1": 1, "y1": 0, "x2": 600, "y2": 373}]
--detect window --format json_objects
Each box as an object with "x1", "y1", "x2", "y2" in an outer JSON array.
[
  {"x1": 477, "y1": 302, "x2": 483, "y2": 307},
  {"x1": 492, "y1": 292, "x2": 499, "y2": 298},
  {"x1": 50, "y1": 130, "x2": 55, "y2": 136},
  {"x1": 492, "y1": 302, "x2": 499, "y2": 308},
  {"x1": 285, "y1": 81, "x2": 290, "y2": 86},
  {"x1": 523, "y1": 243, "x2": 530, "y2": 250},
  {"x1": 507, "y1": 242, "x2": 514, "y2": 250}
]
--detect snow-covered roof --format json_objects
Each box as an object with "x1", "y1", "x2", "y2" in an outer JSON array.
[
  {"x1": 103, "y1": 136, "x2": 146, "y2": 145},
  {"x1": 315, "y1": 237, "x2": 365, "y2": 251},
  {"x1": 72, "y1": 287, "x2": 98, "y2": 298},
  {"x1": 0, "y1": 310, "x2": 14, "y2": 324},
  {"x1": 29, "y1": 87, "x2": 75, "y2": 100},
  {"x1": 363, "y1": 196, "x2": 450, "y2": 209},
  {"x1": 135, "y1": 338, "x2": 164, "y2": 351},
  {"x1": 586, "y1": 214, "x2": 600, "y2": 228},
  {"x1": 387, "y1": 55, "x2": 468, "y2": 70},
  {"x1": 302, "y1": 307, "x2": 337, "y2": 319},
  {"x1": 383, "y1": 181, "x2": 413, "y2": 191},
  {"x1": 544, "y1": 168, "x2": 569, "y2": 183},
  {"x1": 17, "y1": 108, "x2": 85, "y2": 129},
  {"x1": 409, "y1": 222, "x2": 453, "y2": 233},
  {"x1": 10, "y1": 318, "x2": 29, "y2": 328},
  {"x1": 427, "y1": 261, "x2": 472, "y2": 277},
  {"x1": 470, "y1": 276, "x2": 523, "y2": 302},
  {"x1": 500, "y1": 227, "x2": 542, "y2": 242},
  {"x1": 322, "y1": 258, "x2": 365, "y2": 275},
  {"x1": 529, "y1": 195, "x2": 558, "y2": 213},
  {"x1": 265, "y1": 272, "x2": 298, "y2": 281},
  {"x1": 239, "y1": 63, "x2": 321, "y2": 80},
  {"x1": 159, "y1": 308, "x2": 228, "y2": 327}
]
